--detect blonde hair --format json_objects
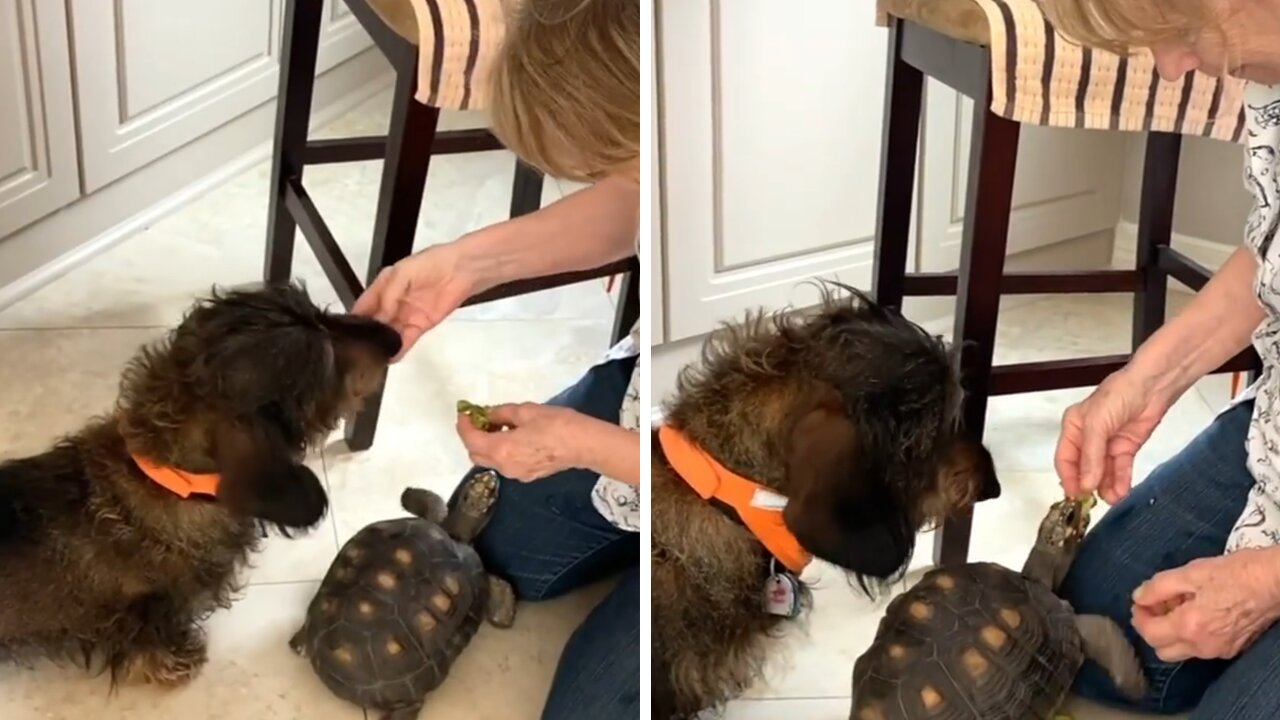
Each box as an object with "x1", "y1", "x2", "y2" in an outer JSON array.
[
  {"x1": 1037, "y1": 0, "x2": 1209, "y2": 54},
  {"x1": 489, "y1": 0, "x2": 640, "y2": 182}
]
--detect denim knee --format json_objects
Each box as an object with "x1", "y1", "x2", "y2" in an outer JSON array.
[
  {"x1": 1191, "y1": 622, "x2": 1280, "y2": 720},
  {"x1": 541, "y1": 567, "x2": 640, "y2": 720},
  {"x1": 1062, "y1": 401, "x2": 1256, "y2": 713}
]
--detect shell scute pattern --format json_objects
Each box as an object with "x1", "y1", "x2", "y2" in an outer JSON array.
[
  {"x1": 300, "y1": 518, "x2": 489, "y2": 707},
  {"x1": 853, "y1": 563, "x2": 1082, "y2": 720}
]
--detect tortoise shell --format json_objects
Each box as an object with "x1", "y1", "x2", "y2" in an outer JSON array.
[
  {"x1": 851, "y1": 563, "x2": 1083, "y2": 720},
  {"x1": 295, "y1": 516, "x2": 488, "y2": 710}
]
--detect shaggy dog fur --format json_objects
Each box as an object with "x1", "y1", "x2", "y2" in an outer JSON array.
[
  {"x1": 651, "y1": 286, "x2": 1003, "y2": 719},
  {"x1": 0, "y1": 283, "x2": 401, "y2": 687}
]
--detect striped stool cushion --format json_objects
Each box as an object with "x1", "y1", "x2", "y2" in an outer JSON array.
[
  {"x1": 876, "y1": 0, "x2": 1247, "y2": 141},
  {"x1": 365, "y1": 0, "x2": 508, "y2": 111},
  {"x1": 878, "y1": 0, "x2": 989, "y2": 46}
]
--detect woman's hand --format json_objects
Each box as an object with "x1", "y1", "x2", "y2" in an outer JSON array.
[
  {"x1": 1131, "y1": 548, "x2": 1280, "y2": 661},
  {"x1": 352, "y1": 244, "x2": 481, "y2": 360},
  {"x1": 455, "y1": 403, "x2": 592, "y2": 482},
  {"x1": 1055, "y1": 368, "x2": 1174, "y2": 504}
]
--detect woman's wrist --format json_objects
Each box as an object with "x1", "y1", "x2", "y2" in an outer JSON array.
[
  {"x1": 1123, "y1": 339, "x2": 1194, "y2": 408},
  {"x1": 1251, "y1": 547, "x2": 1280, "y2": 620},
  {"x1": 449, "y1": 226, "x2": 517, "y2": 294},
  {"x1": 566, "y1": 412, "x2": 640, "y2": 486},
  {"x1": 1123, "y1": 246, "x2": 1262, "y2": 406}
]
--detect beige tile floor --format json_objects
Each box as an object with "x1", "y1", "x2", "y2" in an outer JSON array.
[
  {"x1": 0, "y1": 87, "x2": 1225, "y2": 719},
  {"x1": 0, "y1": 92, "x2": 618, "y2": 720}
]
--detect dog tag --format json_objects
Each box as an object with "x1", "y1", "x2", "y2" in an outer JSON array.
[{"x1": 763, "y1": 570, "x2": 800, "y2": 618}]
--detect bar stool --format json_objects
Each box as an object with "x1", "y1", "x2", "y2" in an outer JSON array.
[
  {"x1": 873, "y1": 1, "x2": 1260, "y2": 566},
  {"x1": 264, "y1": 0, "x2": 640, "y2": 451}
]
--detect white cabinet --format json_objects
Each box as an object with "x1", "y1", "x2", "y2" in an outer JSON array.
[
  {"x1": 649, "y1": 0, "x2": 666, "y2": 345},
  {"x1": 657, "y1": 0, "x2": 891, "y2": 342},
  {"x1": 917, "y1": 83, "x2": 1125, "y2": 271},
  {"x1": 0, "y1": 0, "x2": 80, "y2": 237},
  {"x1": 67, "y1": 0, "x2": 372, "y2": 191},
  {"x1": 655, "y1": 0, "x2": 1124, "y2": 343}
]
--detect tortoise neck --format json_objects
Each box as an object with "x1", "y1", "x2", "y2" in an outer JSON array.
[{"x1": 1021, "y1": 542, "x2": 1072, "y2": 591}]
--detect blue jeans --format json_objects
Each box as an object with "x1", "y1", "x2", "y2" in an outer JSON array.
[
  {"x1": 449, "y1": 356, "x2": 639, "y2": 720},
  {"x1": 1063, "y1": 399, "x2": 1280, "y2": 718}
]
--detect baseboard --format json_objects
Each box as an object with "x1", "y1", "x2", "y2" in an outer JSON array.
[
  {"x1": 1110, "y1": 219, "x2": 1235, "y2": 292},
  {"x1": 0, "y1": 48, "x2": 394, "y2": 312}
]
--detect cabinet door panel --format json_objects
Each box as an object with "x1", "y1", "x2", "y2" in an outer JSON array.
[
  {"x1": 716, "y1": 2, "x2": 884, "y2": 268},
  {"x1": 0, "y1": 0, "x2": 79, "y2": 237},
  {"x1": 658, "y1": 0, "x2": 895, "y2": 342},
  {"x1": 918, "y1": 83, "x2": 1125, "y2": 271},
  {"x1": 69, "y1": 0, "x2": 284, "y2": 190},
  {"x1": 69, "y1": 0, "x2": 372, "y2": 192}
]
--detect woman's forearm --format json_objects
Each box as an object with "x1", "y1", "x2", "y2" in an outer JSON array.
[
  {"x1": 456, "y1": 174, "x2": 639, "y2": 291},
  {"x1": 574, "y1": 417, "x2": 640, "y2": 487},
  {"x1": 1128, "y1": 245, "x2": 1264, "y2": 402}
]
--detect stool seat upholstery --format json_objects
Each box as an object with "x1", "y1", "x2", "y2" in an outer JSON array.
[
  {"x1": 365, "y1": 0, "x2": 420, "y2": 42},
  {"x1": 879, "y1": 0, "x2": 990, "y2": 45},
  {"x1": 361, "y1": 0, "x2": 508, "y2": 110}
]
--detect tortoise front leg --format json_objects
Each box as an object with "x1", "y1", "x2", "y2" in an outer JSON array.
[
  {"x1": 1074, "y1": 614, "x2": 1148, "y2": 700},
  {"x1": 486, "y1": 575, "x2": 516, "y2": 629},
  {"x1": 288, "y1": 623, "x2": 307, "y2": 656}
]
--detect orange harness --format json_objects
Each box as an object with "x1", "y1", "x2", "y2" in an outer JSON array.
[
  {"x1": 657, "y1": 424, "x2": 812, "y2": 574},
  {"x1": 130, "y1": 453, "x2": 221, "y2": 499}
]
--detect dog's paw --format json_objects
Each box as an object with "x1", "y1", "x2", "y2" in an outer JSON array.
[
  {"x1": 123, "y1": 641, "x2": 207, "y2": 687},
  {"x1": 256, "y1": 464, "x2": 329, "y2": 530}
]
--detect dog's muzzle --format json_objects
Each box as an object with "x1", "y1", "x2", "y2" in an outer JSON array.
[{"x1": 979, "y1": 470, "x2": 1002, "y2": 501}]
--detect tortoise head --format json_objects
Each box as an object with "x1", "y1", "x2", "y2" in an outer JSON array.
[
  {"x1": 1023, "y1": 494, "x2": 1096, "y2": 589},
  {"x1": 1036, "y1": 494, "x2": 1096, "y2": 551}
]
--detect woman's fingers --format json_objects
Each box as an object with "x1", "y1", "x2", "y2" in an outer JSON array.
[
  {"x1": 361, "y1": 267, "x2": 411, "y2": 325},
  {"x1": 353, "y1": 267, "x2": 392, "y2": 317},
  {"x1": 1152, "y1": 641, "x2": 1197, "y2": 663},
  {"x1": 483, "y1": 403, "x2": 534, "y2": 428},
  {"x1": 1104, "y1": 444, "x2": 1136, "y2": 504},
  {"x1": 394, "y1": 323, "x2": 428, "y2": 362},
  {"x1": 456, "y1": 415, "x2": 500, "y2": 459},
  {"x1": 1076, "y1": 413, "x2": 1110, "y2": 494},
  {"x1": 1055, "y1": 405, "x2": 1088, "y2": 496},
  {"x1": 1053, "y1": 437, "x2": 1081, "y2": 497}
]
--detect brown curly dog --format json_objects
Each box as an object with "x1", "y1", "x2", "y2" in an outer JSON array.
[
  {"x1": 0, "y1": 283, "x2": 400, "y2": 687},
  {"x1": 651, "y1": 285, "x2": 1002, "y2": 719}
]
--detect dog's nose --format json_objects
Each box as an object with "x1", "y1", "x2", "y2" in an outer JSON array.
[{"x1": 978, "y1": 472, "x2": 1002, "y2": 501}]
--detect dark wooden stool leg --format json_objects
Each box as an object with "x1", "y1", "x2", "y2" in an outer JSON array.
[
  {"x1": 611, "y1": 269, "x2": 640, "y2": 345},
  {"x1": 264, "y1": 0, "x2": 324, "y2": 283},
  {"x1": 872, "y1": 19, "x2": 925, "y2": 309},
  {"x1": 1133, "y1": 132, "x2": 1182, "y2": 348},
  {"x1": 344, "y1": 62, "x2": 442, "y2": 452},
  {"x1": 509, "y1": 161, "x2": 545, "y2": 219},
  {"x1": 933, "y1": 97, "x2": 1022, "y2": 567}
]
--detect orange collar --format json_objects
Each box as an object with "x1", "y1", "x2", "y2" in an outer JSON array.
[
  {"x1": 131, "y1": 453, "x2": 221, "y2": 499},
  {"x1": 657, "y1": 424, "x2": 812, "y2": 574}
]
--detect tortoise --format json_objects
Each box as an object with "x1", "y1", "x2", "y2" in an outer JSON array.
[
  {"x1": 290, "y1": 470, "x2": 515, "y2": 720},
  {"x1": 850, "y1": 494, "x2": 1148, "y2": 720}
]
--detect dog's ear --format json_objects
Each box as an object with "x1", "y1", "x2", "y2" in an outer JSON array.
[
  {"x1": 939, "y1": 435, "x2": 1001, "y2": 503},
  {"x1": 323, "y1": 314, "x2": 403, "y2": 361},
  {"x1": 203, "y1": 326, "x2": 329, "y2": 413},
  {"x1": 212, "y1": 417, "x2": 328, "y2": 529},
  {"x1": 781, "y1": 389, "x2": 912, "y2": 581}
]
